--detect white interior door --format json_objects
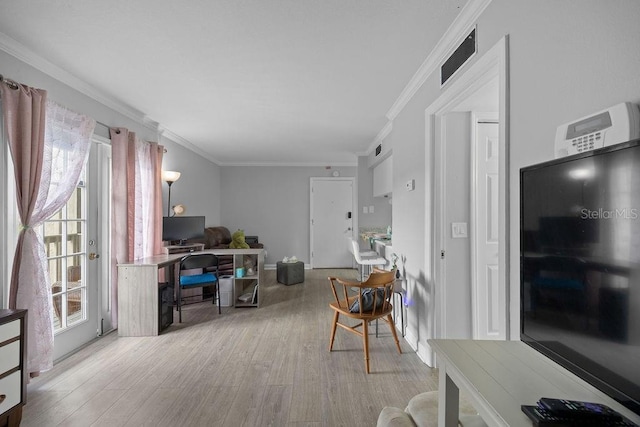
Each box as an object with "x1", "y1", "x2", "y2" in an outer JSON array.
[
  {"x1": 310, "y1": 178, "x2": 354, "y2": 268},
  {"x1": 472, "y1": 116, "x2": 504, "y2": 339}
]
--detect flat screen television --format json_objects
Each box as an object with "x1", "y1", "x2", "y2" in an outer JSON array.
[
  {"x1": 162, "y1": 216, "x2": 205, "y2": 244},
  {"x1": 521, "y1": 138, "x2": 640, "y2": 415}
]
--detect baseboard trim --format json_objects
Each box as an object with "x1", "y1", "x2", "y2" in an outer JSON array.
[
  {"x1": 404, "y1": 329, "x2": 435, "y2": 368},
  {"x1": 265, "y1": 263, "x2": 312, "y2": 270}
]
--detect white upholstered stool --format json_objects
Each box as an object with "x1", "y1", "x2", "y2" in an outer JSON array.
[{"x1": 349, "y1": 238, "x2": 386, "y2": 281}]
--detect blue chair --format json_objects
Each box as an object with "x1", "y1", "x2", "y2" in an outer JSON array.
[{"x1": 178, "y1": 253, "x2": 220, "y2": 322}]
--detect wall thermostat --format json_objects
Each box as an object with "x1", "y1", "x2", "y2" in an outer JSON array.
[{"x1": 554, "y1": 102, "x2": 640, "y2": 158}]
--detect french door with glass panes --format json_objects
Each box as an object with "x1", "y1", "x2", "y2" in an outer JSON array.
[{"x1": 44, "y1": 140, "x2": 111, "y2": 360}]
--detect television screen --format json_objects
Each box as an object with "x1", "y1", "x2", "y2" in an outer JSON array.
[
  {"x1": 521, "y1": 138, "x2": 640, "y2": 415},
  {"x1": 162, "y1": 216, "x2": 205, "y2": 243}
]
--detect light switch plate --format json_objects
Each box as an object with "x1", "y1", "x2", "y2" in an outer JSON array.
[
  {"x1": 363, "y1": 206, "x2": 368, "y2": 214},
  {"x1": 369, "y1": 205, "x2": 374, "y2": 213},
  {"x1": 406, "y1": 179, "x2": 415, "y2": 191},
  {"x1": 451, "y1": 222, "x2": 468, "y2": 238}
]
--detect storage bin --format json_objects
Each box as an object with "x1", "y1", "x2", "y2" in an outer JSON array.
[
  {"x1": 276, "y1": 261, "x2": 304, "y2": 285},
  {"x1": 219, "y1": 291, "x2": 233, "y2": 307},
  {"x1": 218, "y1": 275, "x2": 234, "y2": 307}
]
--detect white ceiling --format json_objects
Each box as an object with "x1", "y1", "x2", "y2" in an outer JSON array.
[{"x1": 0, "y1": 0, "x2": 467, "y2": 165}]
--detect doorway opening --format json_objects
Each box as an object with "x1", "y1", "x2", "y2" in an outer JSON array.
[{"x1": 424, "y1": 36, "x2": 509, "y2": 365}]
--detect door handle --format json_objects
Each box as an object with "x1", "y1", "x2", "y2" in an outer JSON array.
[{"x1": 89, "y1": 253, "x2": 100, "y2": 260}]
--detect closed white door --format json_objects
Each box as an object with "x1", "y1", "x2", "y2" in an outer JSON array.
[
  {"x1": 310, "y1": 178, "x2": 354, "y2": 268},
  {"x1": 472, "y1": 117, "x2": 504, "y2": 339}
]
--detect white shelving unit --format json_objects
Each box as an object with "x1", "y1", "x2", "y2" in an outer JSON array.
[{"x1": 232, "y1": 250, "x2": 264, "y2": 307}]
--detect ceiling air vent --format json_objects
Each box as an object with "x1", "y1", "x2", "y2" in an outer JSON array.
[
  {"x1": 441, "y1": 27, "x2": 476, "y2": 86},
  {"x1": 375, "y1": 144, "x2": 382, "y2": 156}
]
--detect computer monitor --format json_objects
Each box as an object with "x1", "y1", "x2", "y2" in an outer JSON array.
[{"x1": 162, "y1": 216, "x2": 205, "y2": 244}]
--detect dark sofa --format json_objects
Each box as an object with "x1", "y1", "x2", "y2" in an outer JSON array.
[{"x1": 201, "y1": 226, "x2": 263, "y2": 276}]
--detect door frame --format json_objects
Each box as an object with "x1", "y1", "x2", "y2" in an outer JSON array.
[
  {"x1": 309, "y1": 177, "x2": 356, "y2": 269},
  {"x1": 93, "y1": 136, "x2": 113, "y2": 335},
  {"x1": 424, "y1": 36, "x2": 509, "y2": 365}
]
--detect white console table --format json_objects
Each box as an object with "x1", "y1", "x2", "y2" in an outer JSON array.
[{"x1": 429, "y1": 339, "x2": 640, "y2": 427}]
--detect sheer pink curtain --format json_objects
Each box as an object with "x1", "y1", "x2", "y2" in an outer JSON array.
[
  {"x1": 109, "y1": 128, "x2": 164, "y2": 328},
  {"x1": 1, "y1": 81, "x2": 95, "y2": 375}
]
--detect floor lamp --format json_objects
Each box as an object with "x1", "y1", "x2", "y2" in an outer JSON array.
[{"x1": 162, "y1": 170, "x2": 181, "y2": 216}]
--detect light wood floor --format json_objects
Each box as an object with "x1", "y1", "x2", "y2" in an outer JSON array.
[{"x1": 23, "y1": 269, "x2": 438, "y2": 426}]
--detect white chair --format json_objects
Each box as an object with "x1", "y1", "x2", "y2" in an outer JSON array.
[{"x1": 349, "y1": 238, "x2": 386, "y2": 281}]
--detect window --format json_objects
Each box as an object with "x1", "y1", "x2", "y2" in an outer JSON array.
[{"x1": 43, "y1": 176, "x2": 87, "y2": 331}]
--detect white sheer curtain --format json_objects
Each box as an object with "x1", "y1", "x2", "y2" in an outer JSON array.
[
  {"x1": 133, "y1": 140, "x2": 160, "y2": 260},
  {"x1": 15, "y1": 100, "x2": 95, "y2": 373}
]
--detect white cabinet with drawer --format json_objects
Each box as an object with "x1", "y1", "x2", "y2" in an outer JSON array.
[
  {"x1": 0, "y1": 309, "x2": 26, "y2": 427},
  {"x1": 373, "y1": 155, "x2": 392, "y2": 197}
]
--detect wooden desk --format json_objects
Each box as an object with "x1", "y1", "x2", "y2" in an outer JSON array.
[
  {"x1": 429, "y1": 339, "x2": 640, "y2": 427},
  {"x1": 117, "y1": 248, "x2": 264, "y2": 337}
]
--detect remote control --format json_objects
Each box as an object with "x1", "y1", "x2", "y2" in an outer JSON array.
[
  {"x1": 538, "y1": 398, "x2": 622, "y2": 421},
  {"x1": 522, "y1": 405, "x2": 637, "y2": 427}
]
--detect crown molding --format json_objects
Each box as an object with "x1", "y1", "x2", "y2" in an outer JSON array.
[
  {"x1": 219, "y1": 160, "x2": 358, "y2": 167},
  {"x1": 158, "y1": 127, "x2": 221, "y2": 165},
  {"x1": 385, "y1": 0, "x2": 493, "y2": 121}
]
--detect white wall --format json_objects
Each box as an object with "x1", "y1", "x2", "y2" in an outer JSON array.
[
  {"x1": 443, "y1": 112, "x2": 472, "y2": 338},
  {"x1": 220, "y1": 165, "x2": 356, "y2": 266},
  {"x1": 388, "y1": 0, "x2": 640, "y2": 361},
  {"x1": 160, "y1": 140, "x2": 221, "y2": 225}
]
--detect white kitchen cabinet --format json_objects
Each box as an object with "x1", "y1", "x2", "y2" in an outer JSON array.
[{"x1": 373, "y1": 155, "x2": 392, "y2": 197}]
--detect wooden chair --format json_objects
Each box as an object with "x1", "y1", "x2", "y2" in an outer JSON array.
[
  {"x1": 178, "y1": 253, "x2": 220, "y2": 322},
  {"x1": 328, "y1": 268, "x2": 402, "y2": 373}
]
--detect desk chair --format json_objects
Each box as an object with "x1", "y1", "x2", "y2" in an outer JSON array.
[
  {"x1": 328, "y1": 268, "x2": 402, "y2": 373},
  {"x1": 178, "y1": 253, "x2": 220, "y2": 322},
  {"x1": 349, "y1": 238, "x2": 386, "y2": 281}
]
